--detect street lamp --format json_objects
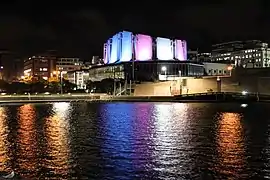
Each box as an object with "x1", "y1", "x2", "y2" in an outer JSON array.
[
  {"x1": 161, "y1": 66, "x2": 167, "y2": 80},
  {"x1": 227, "y1": 65, "x2": 233, "y2": 76},
  {"x1": 59, "y1": 68, "x2": 63, "y2": 94},
  {"x1": 179, "y1": 70, "x2": 182, "y2": 94}
]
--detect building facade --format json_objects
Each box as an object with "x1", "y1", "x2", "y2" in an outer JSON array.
[
  {"x1": 23, "y1": 55, "x2": 56, "y2": 80},
  {"x1": 88, "y1": 61, "x2": 204, "y2": 82},
  {"x1": 67, "y1": 70, "x2": 89, "y2": 89},
  {"x1": 211, "y1": 40, "x2": 270, "y2": 68},
  {"x1": 203, "y1": 62, "x2": 233, "y2": 76},
  {"x1": 198, "y1": 53, "x2": 211, "y2": 62},
  {"x1": 56, "y1": 58, "x2": 83, "y2": 72}
]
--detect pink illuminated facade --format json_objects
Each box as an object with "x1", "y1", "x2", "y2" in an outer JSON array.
[
  {"x1": 134, "y1": 34, "x2": 153, "y2": 61},
  {"x1": 174, "y1": 40, "x2": 187, "y2": 61}
]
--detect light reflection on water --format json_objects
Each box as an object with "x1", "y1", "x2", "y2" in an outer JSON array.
[
  {"x1": 152, "y1": 103, "x2": 193, "y2": 178},
  {"x1": 216, "y1": 112, "x2": 246, "y2": 179},
  {"x1": 0, "y1": 107, "x2": 11, "y2": 172},
  {"x1": 44, "y1": 102, "x2": 71, "y2": 179},
  {"x1": 17, "y1": 104, "x2": 39, "y2": 178},
  {"x1": 0, "y1": 102, "x2": 269, "y2": 179}
]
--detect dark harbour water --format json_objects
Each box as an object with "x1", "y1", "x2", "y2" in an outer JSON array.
[{"x1": 0, "y1": 102, "x2": 270, "y2": 179}]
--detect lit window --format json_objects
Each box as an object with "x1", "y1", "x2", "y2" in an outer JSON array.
[{"x1": 43, "y1": 68, "x2": 47, "y2": 71}]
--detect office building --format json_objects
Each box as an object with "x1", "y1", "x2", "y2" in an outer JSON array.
[
  {"x1": 211, "y1": 40, "x2": 270, "y2": 68},
  {"x1": 56, "y1": 57, "x2": 83, "y2": 72},
  {"x1": 67, "y1": 70, "x2": 89, "y2": 89},
  {"x1": 23, "y1": 54, "x2": 56, "y2": 80}
]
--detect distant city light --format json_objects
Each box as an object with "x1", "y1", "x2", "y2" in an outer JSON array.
[
  {"x1": 161, "y1": 66, "x2": 167, "y2": 71},
  {"x1": 242, "y1": 91, "x2": 248, "y2": 95}
]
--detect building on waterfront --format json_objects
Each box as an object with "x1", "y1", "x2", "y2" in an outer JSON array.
[
  {"x1": 89, "y1": 61, "x2": 204, "y2": 82},
  {"x1": 203, "y1": 62, "x2": 233, "y2": 76},
  {"x1": 91, "y1": 31, "x2": 204, "y2": 82},
  {"x1": 211, "y1": 40, "x2": 270, "y2": 68},
  {"x1": 66, "y1": 70, "x2": 89, "y2": 89},
  {"x1": 56, "y1": 57, "x2": 83, "y2": 73},
  {"x1": 91, "y1": 56, "x2": 102, "y2": 65},
  {"x1": 0, "y1": 50, "x2": 16, "y2": 81},
  {"x1": 23, "y1": 51, "x2": 57, "y2": 80},
  {"x1": 198, "y1": 52, "x2": 211, "y2": 62},
  {"x1": 187, "y1": 50, "x2": 199, "y2": 61}
]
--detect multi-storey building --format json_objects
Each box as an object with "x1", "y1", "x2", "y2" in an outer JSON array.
[
  {"x1": 56, "y1": 58, "x2": 83, "y2": 72},
  {"x1": 23, "y1": 54, "x2": 56, "y2": 80},
  {"x1": 67, "y1": 70, "x2": 89, "y2": 89},
  {"x1": 198, "y1": 53, "x2": 211, "y2": 62},
  {"x1": 211, "y1": 40, "x2": 270, "y2": 68}
]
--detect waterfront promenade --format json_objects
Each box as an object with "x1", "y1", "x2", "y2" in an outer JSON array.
[{"x1": 0, "y1": 92, "x2": 270, "y2": 103}]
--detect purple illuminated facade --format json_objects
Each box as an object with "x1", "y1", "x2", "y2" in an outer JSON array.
[
  {"x1": 134, "y1": 34, "x2": 153, "y2": 61},
  {"x1": 103, "y1": 31, "x2": 187, "y2": 64},
  {"x1": 174, "y1": 40, "x2": 187, "y2": 61}
]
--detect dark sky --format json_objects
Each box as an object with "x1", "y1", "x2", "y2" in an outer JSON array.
[{"x1": 0, "y1": 0, "x2": 268, "y2": 60}]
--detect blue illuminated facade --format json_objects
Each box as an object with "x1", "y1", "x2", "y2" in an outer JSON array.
[
  {"x1": 120, "y1": 31, "x2": 133, "y2": 62},
  {"x1": 110, "y1": 34, "x2": 121, "y2": 63},
  {"x1": 156, "y1": 37, "x2": 174, "y2": 60}
]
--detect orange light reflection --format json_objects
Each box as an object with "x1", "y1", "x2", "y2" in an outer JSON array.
[
  {"x1": 0, "y1": 107, "x2": 11, "y2": 172},
  {"x1": 17, "y1": 104, "x2": 38, "y2": 178},
  {"x1": 216, "y1": 112, "x2": 245, "y2": 177}
]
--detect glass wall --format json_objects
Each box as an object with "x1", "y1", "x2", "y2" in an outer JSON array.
[
  {"x1": 89, "y1": 65, "x2": 125, "y2": 81},
  {"x1": 89, "y1": 62, "x2": 204, "y2": 82}
]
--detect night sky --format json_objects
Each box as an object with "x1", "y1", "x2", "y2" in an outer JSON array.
[{"x1": 0, "y1": 0, "x2": 268, "y2": 60}]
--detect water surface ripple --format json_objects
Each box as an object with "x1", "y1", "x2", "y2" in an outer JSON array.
[{"x1": 0, "y1": 102, "x2": 269, "y2": 179}]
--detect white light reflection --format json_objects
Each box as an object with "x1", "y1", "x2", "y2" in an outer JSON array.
[
  {"x1": 45, "y1": 102, "x2": 71, "y2": 177},
  {"x1": 153, "y1": 103, "x2": 193, "y2": 174},
  {"x1": 52, "y1": 102, "x2": 70, "y2": 119},
  {"x1": 241, "y1": 104, "x2": 248, "y2": 108}
]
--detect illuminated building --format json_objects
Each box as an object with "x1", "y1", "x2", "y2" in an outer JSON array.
[
  {"x1": 56, "y1": 57, "x2": 83, "y2": 75},
  {"x1": 103, "y1": 31, "x2": 188, "y2": 63},
  {"x1": 90, "y1": 31, "x2": 203, "y2": 82},
  {"x1": 66, "y1": 70, "x2": 89, "y2": 89},
  {"x1": 211, "y1": 40, "x2": 270, "y2": 68},
  {"x1": 23, "y1": 52, "x2": 57, "y2": 80},
  {"x1": 203, "y1": 62, "x2": 234, "y2": 76}
]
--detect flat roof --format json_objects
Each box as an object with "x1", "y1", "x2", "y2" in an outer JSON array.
[{"x1": 89, "y1": 60, "x2": 204, "y2": 70}]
